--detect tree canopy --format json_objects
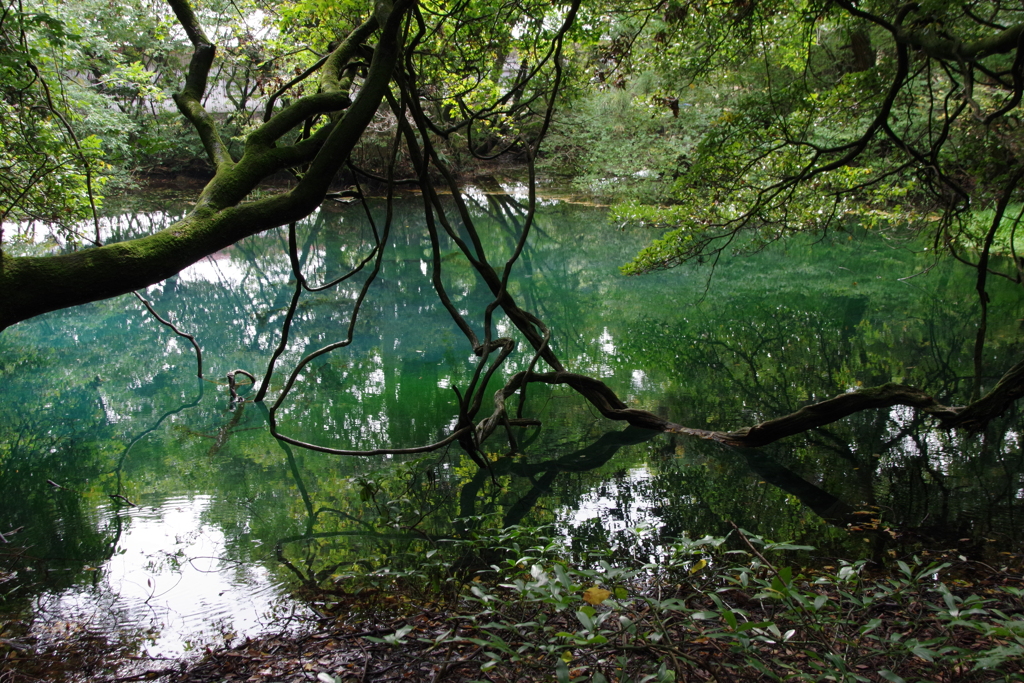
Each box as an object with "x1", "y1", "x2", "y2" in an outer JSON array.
[{"x1": 600, "y1": 1, "x2": 1024, "y2": 273}]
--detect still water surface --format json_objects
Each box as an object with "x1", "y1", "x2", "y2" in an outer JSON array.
[{"x1": 2, "y1": 189, "x2": 1023, "y2": 657}]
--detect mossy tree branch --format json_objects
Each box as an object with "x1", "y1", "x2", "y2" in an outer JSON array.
[
  {"x1": 0, "y1": 0, "x2": 412, "y2": 332},
  {"x1": 167, "y1": 0, "x2": 233, "y2": 172}
]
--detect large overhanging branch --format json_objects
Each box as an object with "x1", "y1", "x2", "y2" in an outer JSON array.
[
  {"x1": 0, "y1": 0, "x2": 412, "y2": 332},
  {"x1": 896, "y1": 23, "x2": 1024, "y2": 62},
  {"x1": 474, "y1": 363, "x2": 1017, "y2": 452}
]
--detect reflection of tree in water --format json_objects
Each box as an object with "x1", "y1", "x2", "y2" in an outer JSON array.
[
  {"x1": 268, "y1": 415, "x2": 916, "y2": 586},
  {"x1": 5, "y1": 190, "x2": 1024, "y2": 617},
  {"x1": 613, "y1": 284, "x2": 1024, "y2": 563},
  {"x1": 267, "y1": 423, "x2": 664, "y2": 587},
  {"x1": 0, "y1": 361, "x2": 117, "y2": 573}
]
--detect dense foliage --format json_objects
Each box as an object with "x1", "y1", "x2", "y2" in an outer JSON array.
[
  {"x1": 7, "y1": 0, "x2": 1024, "y2": 275},
  {"x1": 551, "y1": 1, "x2": 1024, "y2": 281}
]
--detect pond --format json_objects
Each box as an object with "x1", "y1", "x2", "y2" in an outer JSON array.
[{"x1": 2, "y1": 187, "x2": 1023, "y2": 668}]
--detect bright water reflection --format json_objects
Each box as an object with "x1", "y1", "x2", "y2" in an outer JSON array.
[
  {"x1": 2, "y1": 189, "x2": 1024, "y2": 663},
  {"x1": 33, "y1": 495, "x2": 299, "y2": 658}
]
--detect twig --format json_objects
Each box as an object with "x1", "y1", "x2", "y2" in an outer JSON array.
[
  {"x1": 104, "y1": 668, "x2": 179, "y2": 682},
  {"x1": 133, "y1": 291, "x2": 203, "y2": 378},
  {"x1": 359, "y1": 648, "x2": 373, "y2": 683},
  {"x1": 729, "y1": 521, "x2": 776, "y2": 572},
  {"x1": 0, "y1": 526, "x2": 23, "y2": 543}
]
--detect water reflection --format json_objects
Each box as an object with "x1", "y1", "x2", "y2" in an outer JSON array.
[
  {"x1": 34, "y1": 495, "x2": 299, "y2": 658},
  {"x1": 1, "y1": 190, "x2": 1023, "y2": 663}
]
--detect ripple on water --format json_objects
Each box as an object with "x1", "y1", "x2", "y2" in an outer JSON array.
[{"x1": 32, "y1": 494, "x2": 308, "y2": 658}]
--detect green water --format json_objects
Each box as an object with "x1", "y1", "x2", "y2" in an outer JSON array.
[{"x1": 2, "y1": 189, "x2": 1023, "y2": 656}]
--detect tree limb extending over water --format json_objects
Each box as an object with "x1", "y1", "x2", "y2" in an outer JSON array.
[
  {"x1": 0, "y1": 0, "x2": 411, "y2": 331},
  {"x1": 470, "y1": 365, "x2": 1016, "y2": 452}
]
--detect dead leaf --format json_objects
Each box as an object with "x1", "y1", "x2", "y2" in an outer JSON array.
[{"x1": 582, "y1": 586, "x2": 612, "y2": 606}]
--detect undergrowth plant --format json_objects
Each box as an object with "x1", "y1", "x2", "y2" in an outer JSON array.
[{"x1": 341, "y1": 523, "x2": 1024, "y2": 683}]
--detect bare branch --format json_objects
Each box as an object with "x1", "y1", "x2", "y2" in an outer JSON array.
[{"x1": 133, "y1": 290, "x2": 203, "y2": 378}]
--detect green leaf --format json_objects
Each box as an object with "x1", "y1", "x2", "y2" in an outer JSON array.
[
  {"x1": 555, "y1": 659, "x2": 570, "y2": 683},
  {"x1": 861, "y1": 618, "x2": 882, "y2": 635},
  {"x1": 973, "y1": 643, "x2": 1024, "y2": 669},
  {"x1": 766, "y1": 543, "x2": 814, "y2": 551},
  {"x1": 576, "y1": 609, "x2": 596, "y2": 631},
  {"x1": 910, "y1": 644, "x2": 936, "y2": 662}
]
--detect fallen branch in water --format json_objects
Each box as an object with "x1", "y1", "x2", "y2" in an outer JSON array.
[{"x1": 227, "y1": 369, "x2": 256, "y2": 402}]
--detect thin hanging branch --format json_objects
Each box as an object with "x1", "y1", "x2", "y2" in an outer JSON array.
[
  {"x1": 266, "y1": 118, "x2": 401, "y2": 448},
  {"x1": 252, "y1": 0, "x2": 1024, "y2": 469},
  {"x1": 133, "y1": 290, "x2": 203, "y2": 378},
  {"x1": 970, "y1": 166, "x2": 1024, "y2": 401}
]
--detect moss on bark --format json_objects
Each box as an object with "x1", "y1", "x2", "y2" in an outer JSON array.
[{"x1": 0, "y1": 0, "x2": 411, "y2": 332}]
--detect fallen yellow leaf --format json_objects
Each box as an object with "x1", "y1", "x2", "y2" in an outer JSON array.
[{"x1": 582, "y1": 586, "x2": 612, "y2": 606}]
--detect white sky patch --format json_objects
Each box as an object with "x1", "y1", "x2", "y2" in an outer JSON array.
[
  {"x1": 557, "y1": 466, "x2": 665, "y2": 552},
  {"x1": 630, "y1": 369, "x2": 651, "y2": 394},
  {"x1": 460, "y1": 186, "x2": 489, "y2": 206},
  {"x1": 34, "y1": 495, "x2": 298, "y2": 659},
  {"x1": 357, "y1": 353, "x2": 386, "y2": 397},
  {"x1": 180, "y1": 251, "x2": 247, "y2": 286},
  {"x1": 500, "y1": 182, "x2": 531, "y2": 201},
  {"x1": 599, "y1": 327, "x2": 616, "y2": 355}
]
